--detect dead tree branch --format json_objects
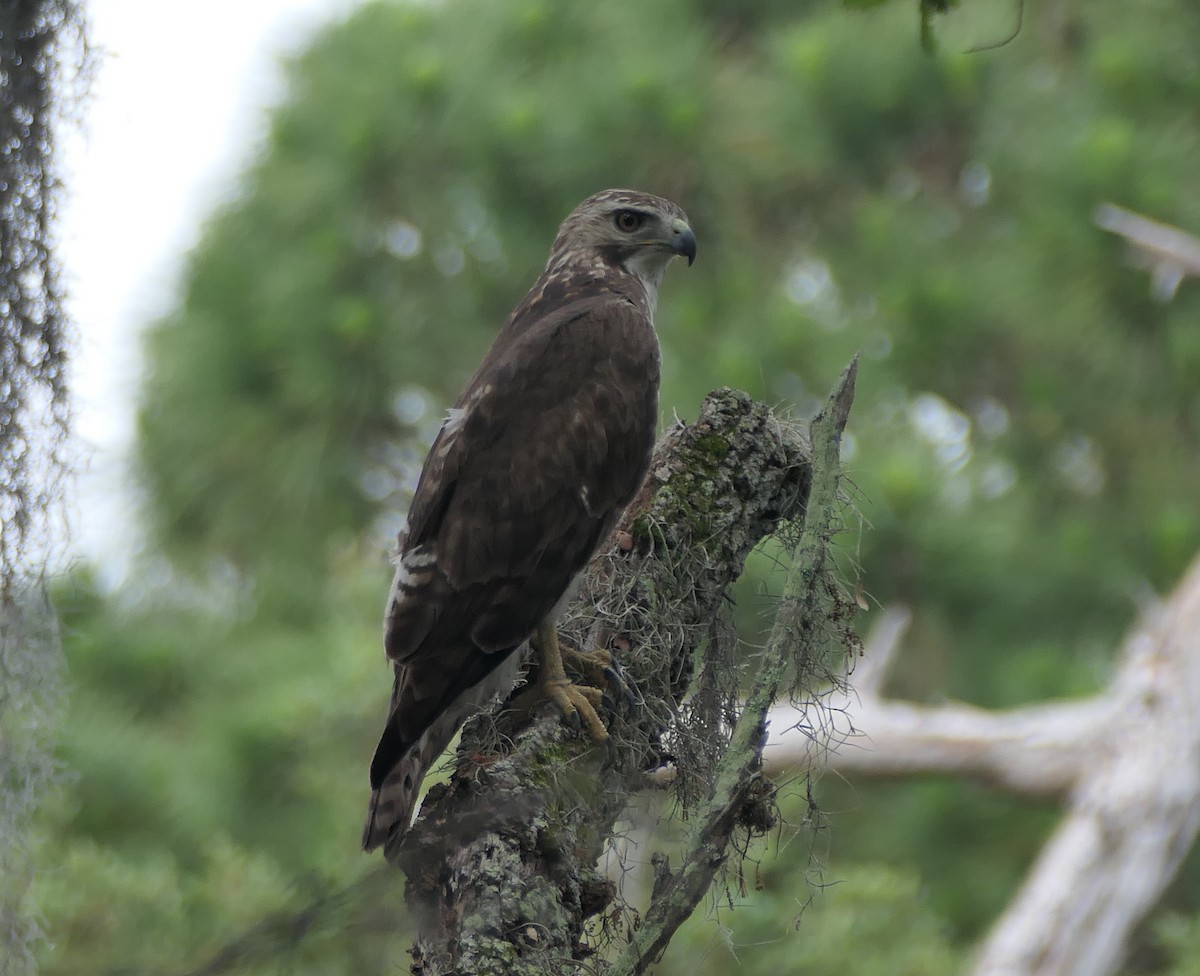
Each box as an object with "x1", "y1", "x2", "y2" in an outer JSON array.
[
  {"x1": 1094, "y1": 202, "x2": 1200, "y2": 302},
  {"x1": 765, "y1": 606, "x2": 1114, "y2": 796},
  {"x1": 765, "y1": 553, "x2": 1200, "y2": 976}
]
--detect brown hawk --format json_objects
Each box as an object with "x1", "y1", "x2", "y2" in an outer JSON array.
[{"x1": 362, "y1": 189, "x2": 696, "y2": 852}]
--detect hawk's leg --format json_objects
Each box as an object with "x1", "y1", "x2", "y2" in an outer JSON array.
[{"x1": 527, "y1": 619, "x2": 610, "y2": 743}]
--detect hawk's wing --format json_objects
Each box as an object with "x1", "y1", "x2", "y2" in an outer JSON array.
[{"x1": 363, "y1": 292, "x2": 659, "y2": 848}]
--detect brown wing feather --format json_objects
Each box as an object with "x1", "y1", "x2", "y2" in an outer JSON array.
[{"x1": 363, "y1": 289, "x2": 659, "y2": 849}]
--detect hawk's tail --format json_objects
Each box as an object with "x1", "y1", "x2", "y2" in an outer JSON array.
[
  {"x1": 361, "y1": 648, "x2": 527, "y2": 853},
  {"x1": 361, "y1": 748, "x2": 427, "y2": 852},
  {"x1": 362, "y1": 670, "x2": 436, "y2": 852}
]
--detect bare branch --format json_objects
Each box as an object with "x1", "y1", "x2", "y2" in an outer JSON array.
[
  {"x1": 765, "y1": 602, "x2": 1113, "y2": 796},
  {"x1": 765, "y1": 552, "x2": 1200, "y2": 976},
  {"x1": 1094, "y1": 202, "x2": 1200, "y2": 301},
  {"x1": 974, "y1": 554, "x2": 1200, "y2": 976}
]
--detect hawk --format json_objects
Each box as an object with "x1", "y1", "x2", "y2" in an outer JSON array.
[{"x1": 363, "y1": 189, "x2": 696, "y2": 852}]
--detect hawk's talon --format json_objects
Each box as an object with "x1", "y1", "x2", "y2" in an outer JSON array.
[
  {"x1": 559, "y1": 645, "x2": 632, "y2": 711},
  {"x1": 530, "y1": 623, "x2": 612, "y2": 744},
  {"x1": 543, "y1": 674, "x2": 609, "y2": 743},
  {"x1": 602, "y1": 665, "x2": 634, "y2": 706}
]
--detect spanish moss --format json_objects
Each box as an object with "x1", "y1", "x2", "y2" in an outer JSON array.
[{"x1": 0, "y1": 2, "x2": 88, "y2": 971}]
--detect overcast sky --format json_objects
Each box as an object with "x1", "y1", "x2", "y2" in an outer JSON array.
[{"x1": 60, "y1": 0, "x2": 354, "y2": 583}]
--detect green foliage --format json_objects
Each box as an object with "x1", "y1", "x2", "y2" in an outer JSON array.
[
  {"x1": 137, "y1": 0, "x2": 1200, "y2": 666},
  {"x1": 1155, "y1": 910, "x2": 1200, "y2": 976},
  {"x1": 36, "y1": 838, "x2": 408, "y2": 975},
  {"x1": 50, "y1": 570, "x2": 383, "y2": 871},
  {"x1": 815, "y1": 777, "x2": 1060, "y2": 936},
  {"x1": 37, "y1": 570, "x2": 399, "y2": 972},
  {"x1": 39, "y1": 0, "x2": 1200, "y2": 972},
  {"x1": 657, "y1": 861, "x2": 961, "y2": 976}
]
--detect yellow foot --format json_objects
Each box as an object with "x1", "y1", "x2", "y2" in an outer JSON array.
[
  {"x1": 563, "y1": 638, "x2": 635, "y2": 709},
  {"x1": 562, "y1": 645, "x2": 616, "y2": 685},
  {"x1": 517, "y1": 621, "x2": 613, "y2": 743},
  {"x1": 540, "y1": 672, "x2": 609, "y2": 743}
]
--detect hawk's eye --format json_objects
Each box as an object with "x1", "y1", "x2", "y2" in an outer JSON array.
[{"x1": 614, "y1": 210, "x2": 645, "y2": 233}]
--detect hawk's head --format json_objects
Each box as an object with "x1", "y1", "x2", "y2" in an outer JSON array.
[{"x1": 548, "y1": 189, "x2": 696, "y2": 291}]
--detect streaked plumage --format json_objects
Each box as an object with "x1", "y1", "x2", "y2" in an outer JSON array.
[{"x1": 363, "y1": 189, "x2": 696, "y2": 852}]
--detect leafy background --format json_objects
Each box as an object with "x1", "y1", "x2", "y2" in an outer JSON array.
[{"x1": 35, "y1": 0, "x2": 1200, "y2": 972}]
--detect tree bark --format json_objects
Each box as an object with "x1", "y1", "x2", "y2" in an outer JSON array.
[
  {"x1": 395, "y1": 378, "x2": 855, "y2": 975},
  {"x1": 608, "y1": 359, "x2": 858, "y2": 976}
]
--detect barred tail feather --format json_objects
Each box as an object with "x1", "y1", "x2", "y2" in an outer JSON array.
[
  {"x1": 362, "y1": 748, "x2": 427, "y2": 851},
  {"x1": 361, "y1": 649, "x2": 526, "y2": 853}
]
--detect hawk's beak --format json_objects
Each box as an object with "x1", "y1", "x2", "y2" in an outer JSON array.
[{"x1": 670, "y1": 218, "x2": 697, "y2": 266}]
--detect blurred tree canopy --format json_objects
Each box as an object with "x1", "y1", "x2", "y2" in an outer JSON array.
[{"x1": 38, "y1": 0, "x2": 1200, "y2": 972}]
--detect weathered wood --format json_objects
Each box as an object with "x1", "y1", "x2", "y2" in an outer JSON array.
[
  {"x1": 975, "y1": 557, "x2": 1200, "y2": 976},
  {"x1": 766, "y1": 556, "x2": 1200, "y2": 976},
  {"x1": 765, "y1": 607, "x2": 1113, "y2": 796}
]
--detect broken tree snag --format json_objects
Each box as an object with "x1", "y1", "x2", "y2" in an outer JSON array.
[
  {"x1": 765, "y1": 553, "x2": 1200, "y2": 976},
  {"x1": 396, "y1": 383, "x2": 834, "y2": 976},
  {"x1": 974, "y1": 552, "x2": 1200, "y2": 976},
  {"x1": 610, "y1": 356, "x2": 860, "y2": 976}
]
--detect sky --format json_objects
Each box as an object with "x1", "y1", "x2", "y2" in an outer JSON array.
[{"x1": 60, "y1": 0, "x2": 355, "y2": 583}]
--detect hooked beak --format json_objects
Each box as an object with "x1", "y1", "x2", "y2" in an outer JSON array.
[{"x1": 669, "y1": 217, "x2": 697, "y2": 266}]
